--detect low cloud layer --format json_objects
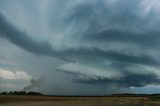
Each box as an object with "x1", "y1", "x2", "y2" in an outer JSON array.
[
  {"x1": 1, "y1": 0, "x2": 160, "y2": 94},
  {"x1": 58, "y1": 63, "x2": 124, "y2": 80}
]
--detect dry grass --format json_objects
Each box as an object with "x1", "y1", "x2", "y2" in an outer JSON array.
[{"x1": 0, "y1": 95, "x2": 160, "y2": 106}]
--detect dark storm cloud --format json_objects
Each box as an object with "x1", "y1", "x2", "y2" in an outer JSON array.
[
  {"x1": 0, "y1": 13, "x2": 54, "y2": 56},
  {"x1": 85, "y1": 29, "x2": 160, "y2": 48},
  {"x1": 54, "y1": 0, "x2": 160, "y2": 87},
  {"x1": 101, "y1": 50, "x2": 159, "y2": 66},
  {"x1": 62, "y1": 48, "x2": 160, "y2": 67},
  {"x1": 0, "y1": 12, "x2": 158, "y2": 67},
  {"x1": 76, "y1": 74, "x2": 160, "y2": 88},
  {"x1": 1, "y1": 0, "x2": 160, "y2": 91}
]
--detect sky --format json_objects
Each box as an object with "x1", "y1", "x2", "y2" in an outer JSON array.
[{"x1": 0, "y1": 0, "x2": 160, "y2": 95}]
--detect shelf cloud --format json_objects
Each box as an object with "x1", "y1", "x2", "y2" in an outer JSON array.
[{"x1": 1, "y1": 0, "x2": 160, "y2": 94}]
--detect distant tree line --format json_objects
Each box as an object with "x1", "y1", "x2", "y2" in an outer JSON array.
[
  {"x1": 0, "y1": 91, "x2": 44, "y2": 96},
  {"x1": 1, "y1": 91, "x2": 160, "y2": 98},
  {"x1": 111, "y1": 93, "x2": 160, "y2": 97}
]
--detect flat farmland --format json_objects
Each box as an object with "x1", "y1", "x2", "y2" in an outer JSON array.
[{"x1": 0, "y1": 95, "x2": 160, "y2": 106}]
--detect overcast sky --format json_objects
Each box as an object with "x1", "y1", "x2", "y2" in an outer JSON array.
[{"x1": 1, "y1": 0, "x2": 160, "y2": 95}]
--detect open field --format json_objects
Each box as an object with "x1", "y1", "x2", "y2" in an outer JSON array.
[{"x1": 1, "y1": 95, "x2": 160, "y2": 106}]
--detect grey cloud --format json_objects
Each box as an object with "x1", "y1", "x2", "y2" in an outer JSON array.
[
  {"x1": 84, "y1": 29, "x2": 160, "y2": 48},
  {"x1": 75, "y1": 74, "x2": 160, "y2": 88},
  {"x1": 1, "y1": 12, "x2": 158, "y2": 67},
  {"x1": 0, "y1": 13, "x2": 54, "y2": 56},
  {"x1": 57, "y1": 61, "x2": 160, "y2": 88},
  {"x1": 62, "y1": 48, "x2": 160, "y2": 67},
  {"x1": 1, "y1": 0, "x2": 160, "y2": 94},
  {"x1": 1, "y1": 11, "x2": 160, "y2": 88},
  {"x1": 102, "y1": 50, "x2": 159, "y2": 66},
  {"x1": 66, "y1": 0, "x2": 158, "y2": 33}
]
